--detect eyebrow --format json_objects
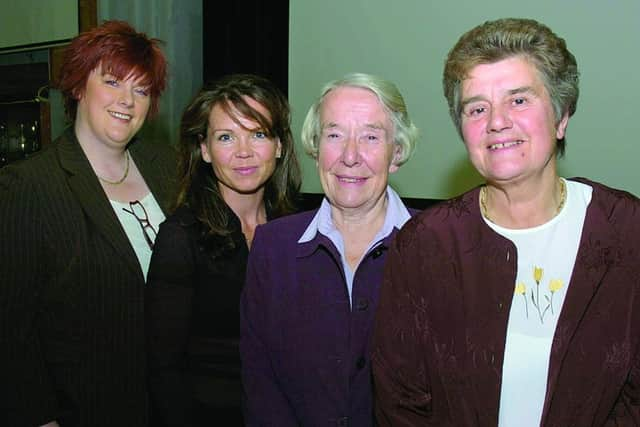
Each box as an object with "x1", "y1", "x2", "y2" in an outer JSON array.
[
  {"x1": 209, "y1": 124, "x2": 266, "y2": 134},
  {"x1": 508, "y1": 86, "x2": 537, "y2": 96},
  {"x1": 321, "y1": 122, "x2": 387, "y2": 131},
  {"x1": 322, "y1": 122, "x2": 339, "y2": 129},
  {"x1": 461, "y1": 85, "x2": 538, "y2": 108}
]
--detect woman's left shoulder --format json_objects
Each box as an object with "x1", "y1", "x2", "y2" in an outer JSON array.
[
  {"x1": 258, "y1": 210, "x2": 316, "y2": 235},
  {"x1": 575, "y1": 178, "x2": 640, "y2": 214},
  {"x1": 251, "y1": 211, "x2": 317, "y2": 255},
  {"x1": 575, "y1": 179, "x2": 640, "y2": 246}
]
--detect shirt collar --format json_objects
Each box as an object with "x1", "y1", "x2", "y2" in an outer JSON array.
[{"x1": 298, "y1": 185, "x2": 411, "y2": 244}]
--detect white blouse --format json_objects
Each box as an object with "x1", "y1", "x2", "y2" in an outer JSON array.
[
  {"x1": 484, "y1": 179, "x2": 592, "y2": 427},
  {"x1": 109, "y1": 192, "x2": 165, "y2": 281}
]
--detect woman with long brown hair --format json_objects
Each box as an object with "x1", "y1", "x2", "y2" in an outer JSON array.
[{"x1": 146, "y1": 74, "x2": 301, "y2": 426}]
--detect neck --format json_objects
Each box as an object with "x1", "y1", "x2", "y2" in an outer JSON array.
[
  {"x1": 221, "y1": 187, "x2": 267, "y2": 243},
  {"x1": 330, "y1": 194, "x2": 389, "y2": 271},
  {"x1": 74, "y1": 120, "x2": 128, "y2": 165},
  {"x1": 331, "y1": 192, "x2": 388, "y2": 241},
  {"x1": 482, "y1": 173, "x2": 564, "y2": 229}
]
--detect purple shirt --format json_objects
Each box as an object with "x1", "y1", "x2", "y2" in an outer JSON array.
[
  {"x1": 298, "y1": 186, "x2": 411, "y2": 302},
  {"x1": 240, "y1": 197, "x2": 413, "y2": 427}
]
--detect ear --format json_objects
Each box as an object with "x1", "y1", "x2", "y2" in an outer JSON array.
[
  {"x1": 200, "y1": 137, "x2": 212, "y2": 164},
  {"x1": 555, "y1": 112, "x2": 570, "y2": 140},
  {"x1": 275, "y1": 138, "x2": 282, "y2": 159},
  {"x1": 388, "y1": 144, "x2": 402, "y2": 173},
  {"x1": 314, "y1": 142, "x2": 320, "y2": 168}
]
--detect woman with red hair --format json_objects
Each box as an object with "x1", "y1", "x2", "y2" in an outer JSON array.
[{"x1": 0, "y1": 21, "x2": 176, "y2": 427}]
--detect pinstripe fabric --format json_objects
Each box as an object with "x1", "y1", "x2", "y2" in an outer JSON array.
[{"x1": 0, "y1": 128, "x2": 177, "y2": 427}]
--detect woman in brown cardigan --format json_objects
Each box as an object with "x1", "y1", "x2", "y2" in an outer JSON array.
[{"x1": 372, "y1": 18, "x2": 640, "y2": 426}]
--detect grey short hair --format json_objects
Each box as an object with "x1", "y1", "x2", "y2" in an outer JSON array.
[
  {"x1": 443, "y1": 18, "x2": 579, "y2": 156},
  {"x1": 301, "y1": 73, "x2": 419, "y2": 166}
]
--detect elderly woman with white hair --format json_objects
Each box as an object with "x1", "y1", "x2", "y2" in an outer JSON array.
[{"x1": 240, "y1": 73, "x2": 419, "y2": 426}]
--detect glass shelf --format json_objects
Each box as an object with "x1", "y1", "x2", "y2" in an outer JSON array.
[{"x1": 0, "y1": 57, "x2": 50, "y2": 168}]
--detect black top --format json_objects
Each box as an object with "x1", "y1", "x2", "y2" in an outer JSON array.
[
  {"x1": 146, "y1": 204, "x2": 250, "y2": 427},
  {"x1": 0, "y1": 128, "x2": 177, "y2": 427}
]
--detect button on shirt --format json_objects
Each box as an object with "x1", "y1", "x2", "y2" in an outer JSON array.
[{"x1": 298, "y1": 186, "x2": 411, "y2": 306}]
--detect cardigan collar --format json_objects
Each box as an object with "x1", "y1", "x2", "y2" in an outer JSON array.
[{"x1": 296, "y1": 186, "x2": 410, "y2": 260}]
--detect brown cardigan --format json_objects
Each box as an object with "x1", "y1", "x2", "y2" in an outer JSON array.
[
  {"x1": 372, "y1": 178, "x2": 640, "y2": 426},
  {"x1": 0, "y1": 128, "x2": 176, "y2": 427}
]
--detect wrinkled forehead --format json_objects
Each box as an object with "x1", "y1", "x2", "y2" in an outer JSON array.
[
  {"x1": 319, "y1": 86, "x2": 392, "y2": 128},
  {"x1": 461, "y1": 56, "x2": 546, "y2": 98}
]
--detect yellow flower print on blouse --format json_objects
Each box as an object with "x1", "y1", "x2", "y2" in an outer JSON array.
[
  {"x1": 515, "y1": 282, "x2": 528, "y2": 317},
  {"x1": 549, "y1": 279, "x2": 563, "y2": 293},
  {"x1": 548, "y1": 279, "x2": 563, "y2": 316},
  {"x1": 534, "y1": 266, "x2": 543, "y2": 283},
  {"x1": 513, "y1": 266, "x2": 564, "y2": 324}
]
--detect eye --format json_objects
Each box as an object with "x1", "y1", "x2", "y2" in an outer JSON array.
[
  {"x1": 216, "y1": 133, "x2": 234, "y2": 144},
  {"x1": 364, "y1": 134, "x2": 380, "y2": 143},
  {"x1": 104, "y1": 79, "x2": 119, "y2": 87},
  {"x1": 254, "y1": 130, "x2": 267, "y2": 139},
  {"x1": 511, "y1": 96, "x2": 529, "y2": 108},
  {"x1": 323, "y1": 131, "x2": 341, "y2": 140},
  {"x1": 512, "y1": 97, "x2": 527, "y2": 106},
  {"x1": 135, "y1": 87, "x2": 150, "y2": 97},
  {"x1": 466, "y1": 105, "x2": 486, "y2": 117}
]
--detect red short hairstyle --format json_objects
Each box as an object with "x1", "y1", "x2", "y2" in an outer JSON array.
[{"x1": 57, "y1": 20, "x2": 168, "y2": 120}]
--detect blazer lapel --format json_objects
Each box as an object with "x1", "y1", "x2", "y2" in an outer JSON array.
[
  {"x1": 541, "y1": 194, "x2": 611, "y2": 424},
  {"x1": 56, "y1": 129, "x2": 142, "y2": 278}
]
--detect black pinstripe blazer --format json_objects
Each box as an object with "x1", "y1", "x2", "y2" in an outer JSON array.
[{"x1": 0, "y1": 127, "x2": 177, "y2": 427}]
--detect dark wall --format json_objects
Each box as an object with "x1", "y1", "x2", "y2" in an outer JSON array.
[{"x1": 202, "y1": 0, "x2": 289, "y2": 95}]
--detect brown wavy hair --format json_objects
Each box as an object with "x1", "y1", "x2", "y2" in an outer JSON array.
[{"x1": 176, "y1": 74, "x2": 301, "y2": 240}]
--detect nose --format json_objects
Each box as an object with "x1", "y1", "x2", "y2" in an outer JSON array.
[
  {"x1": 341, "y1": 135, "x2": 361, "y2": 166},
  {"x1": 234, "y1": 136, "x2": 253, "y2": 158},
  {"x1": 487, "y1": 104, "x2": 512, "y2": 133},
  {"x1": 118, "y1": 87, "x2": 134, "y2": 108}
]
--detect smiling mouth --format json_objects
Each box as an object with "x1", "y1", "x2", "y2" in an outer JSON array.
[
  {"x1": 488, "y1": 140, "x2": 523, "y2": 150},
  {"x1": 234, "y1": 166, "x2": 258, "y2": 175},
  {"x1": 337, "y1": 176, "x2": 366, "y2": 183},
  {"x1": 109, "y1": 111, "x2": 132, "y2": 121}
]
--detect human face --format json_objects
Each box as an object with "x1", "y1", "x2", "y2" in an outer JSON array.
[
  {"x1": 459, "y1": 56, "x2": 568, "y2": 186},
  {"x1": 200, "y1": 97, "x2": 282, "y2": 200},
  {"x1": 75, "y1": 65, "x2": 151, "y2": 149},
  {"x1": 317, "y1": 86, "x2": 400, "y2": 214}
]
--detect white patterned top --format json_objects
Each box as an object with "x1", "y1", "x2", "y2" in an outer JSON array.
[{"x1": 485, "y1": 179, "x2": 593, "y2": 427}]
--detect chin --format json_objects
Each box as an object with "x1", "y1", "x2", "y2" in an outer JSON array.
[
  {"x1": 331, "y1": 197, "x2": 367, "y2": 210},
  {"x1": 107, "y1": 133, "x2": 134, "y2": 144},
  {"x1": 233, "y1": 185, "x2": 265, "y2": 195}
]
